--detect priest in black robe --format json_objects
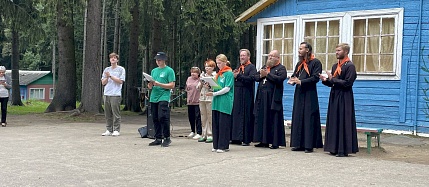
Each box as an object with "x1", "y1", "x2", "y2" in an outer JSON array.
[
  {"x1": 253, "y1": 50, "x2": 287, "y2": 149},
  {"x1": 289, "y1": 42, "x2": 323, "y2": 153},
  {"x1": 231, "y1": 49, "x2": 257, "y2": 146},
  {"x1": 320, "y1": 43, "x2": 359, "y2": 157}
]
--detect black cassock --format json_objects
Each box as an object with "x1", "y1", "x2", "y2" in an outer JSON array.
[
  {"x1": 231, "y1": 63, "x2": 257, "y2": 144},
  {"x1": 253, "y1": 64, "x2": 287, "y2": 147},
  {"x1": 322, "y1": 61, "x2": 359, "y2": 155},
  {"x1": 290, "y1": 58, "x2": 323, "y2": 149}
]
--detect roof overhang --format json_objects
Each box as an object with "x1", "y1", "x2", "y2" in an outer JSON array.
[{"x1": 235, "y1": 0, "x2": 277, "y2": 23}]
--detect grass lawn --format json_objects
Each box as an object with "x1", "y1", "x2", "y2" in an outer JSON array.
[{"x1": 8, "y1": 100, "x2": 141, "y2": 117}]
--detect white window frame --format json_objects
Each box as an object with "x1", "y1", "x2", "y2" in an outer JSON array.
[
  {"x1": 256, "y1": 8, "x2": 403, "y2": 80},
  {"x1": 49, "y1": 88, "x2": 54, "y2": 99},
  {"x1": 258, "y1": 20, "x2": 297, "y2": 72},
  {"x1": 29, "y1": 88, "x2": 45, "y2": 100}
]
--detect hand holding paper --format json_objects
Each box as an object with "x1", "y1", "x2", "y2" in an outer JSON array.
[
  {"x1": 200, "y1": 77, "x2": 221, "y2": 89},
  {"x1": 143, "y1": 72, "x2": 155, "y2": 82}
]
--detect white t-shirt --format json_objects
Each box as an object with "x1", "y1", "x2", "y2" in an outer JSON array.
[{"x1": 101, "y1": 66, "x2": 126, "y2": 96}]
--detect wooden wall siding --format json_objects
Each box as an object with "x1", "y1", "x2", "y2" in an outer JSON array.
[{"x1": 248, "y1": 0, "x2": 429, "y2": 132}]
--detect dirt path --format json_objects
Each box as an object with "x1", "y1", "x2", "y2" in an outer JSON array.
[{"x1": 7, "y1": 108, "x2": 429, "y2": 165}]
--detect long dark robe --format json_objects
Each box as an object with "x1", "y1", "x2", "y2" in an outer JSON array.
[
  {"x1": 322, "y1": 61, "x2": 359, "y2": 155},
  {"x1": 290, "y1": 58, "x2": 323, "y2": 149},
  {"x1": 231, "y1": 63, "x2": 257, "y2": 144},
  {"x1": 253, "y1": 64, "x2": 287, "y2": 147}
]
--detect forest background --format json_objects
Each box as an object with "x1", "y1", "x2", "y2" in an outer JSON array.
[{"x1": 0, "y1": 0, "x2": 259, "y2": 114}]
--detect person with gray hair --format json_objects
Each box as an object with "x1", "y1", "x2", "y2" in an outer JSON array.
[{"x1": 0, "y1": 66, "x2": 12, "y2": 127}]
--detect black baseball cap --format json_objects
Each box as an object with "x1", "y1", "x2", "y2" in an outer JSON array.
[{"x1": 154, "y1": 52, "x2": 167, "y2": 61}]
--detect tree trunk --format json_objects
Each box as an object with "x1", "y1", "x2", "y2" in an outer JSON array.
[
  {"x1": 150, "y1": 17, "x2": 162, "y2": 71},
  {"x1": 10, "y1": 28, "x2": 23, "y2": 106},
  {"x1": 78, "y1": 0, "x2": 102, "y2": 113},
  {"x1": 46, "y1": 0, "x2": 77, "y2": 112},
  {"x1": 124, "y1": 0, "x2": 141, "y2": 112},
  {"x1": 113, "y1": 0, "x2": 120, "y2": 54}
]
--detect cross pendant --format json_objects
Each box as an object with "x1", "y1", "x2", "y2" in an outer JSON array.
[{"x1": 263, "y1": 78, "x2": 267, "y2": 84}]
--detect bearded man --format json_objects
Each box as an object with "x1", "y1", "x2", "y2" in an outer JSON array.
[
  {"x1": 289, "y1": 42, "x2": 324, "y2": 153},
  {"x1": 231, "y1": 49, "x2": 257, "y2": 146},
  {"x1": 252, "y1": 50, "x2": 287, "y2": 149}
]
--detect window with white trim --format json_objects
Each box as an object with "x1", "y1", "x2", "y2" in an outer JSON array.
[
  {"x1": 262, "y1": 22, "x2": 295, "y2": 71},
  {"x1": 30, "y1": 88, "x2": 45, "y2": 100},
  {"x1": 352, "y1": 17, "x2": 395, "y2": 74},
  {"x1": 304, "y1": 19, "x2": 340, "y2": 71},
  {"x1": 49, "y1": 88, "x2": 54, "y2": 99},
  {"x1": 258, "y1": 8, "x2": 403, "y2": 79}
]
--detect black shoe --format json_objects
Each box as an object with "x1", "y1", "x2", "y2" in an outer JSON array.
[
  {"x1": 242, "y1": 143, "x2": 250, "y2": 146},
  {"x1": 161, "y1": 138, "x2": 172, "y2": 147},
  {"x1": 329, "y1": 152, "x2": 337, "y2": 155},
  {"x1": 270, "y1": 146, "x2": 279, "y2": 149},
  {"x1": 304, "y1": 149, "x2": 313, "y2": 153},
  {"x1": 230, "y1": 140, "x2": 242, "y2": 145},
  {"x1": 291, "y1": 147, "x2": 305, "y2": 151},
  {"x1": 148, "y1": 139, "x2": 162, "y2": 146},
  {"x1": 254, "y1": 143, "x2": 269, "y2": 148}
]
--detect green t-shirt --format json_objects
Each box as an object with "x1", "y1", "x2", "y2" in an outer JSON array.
[
  {"x1": 150, "y1": 66, "x2": 176, "y2": 103},
  {"x1": 212, "y1": 71, "x2": 234, "y2": 115}
]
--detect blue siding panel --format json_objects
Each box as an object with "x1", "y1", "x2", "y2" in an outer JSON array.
[{"x1": 249, "y1": 0, "x2": 429, "y2": 133}]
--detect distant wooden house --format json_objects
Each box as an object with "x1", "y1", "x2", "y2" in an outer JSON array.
[
  {"x1": 237, "y1": 0, "x2": 429, "y2": 134},
  {"x1": 5, "y1": 70, "x2": 54, "y2": 102}
]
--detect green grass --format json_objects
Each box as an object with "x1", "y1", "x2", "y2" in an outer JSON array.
[
  {"x1": 8, "y1": 100, "x2": 50, "y2": 115},
  {"x1": 8, "y1": 100, "x2": 142, "y2": 116}
]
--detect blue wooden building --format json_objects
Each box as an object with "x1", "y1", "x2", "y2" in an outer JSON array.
[{"x1": 236, "y1": 0, "x2": 429, "y2": 134}]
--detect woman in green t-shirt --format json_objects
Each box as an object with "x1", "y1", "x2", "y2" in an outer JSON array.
[{"x1": 206, "y1": 54, "x2": 234, "y2": 153}]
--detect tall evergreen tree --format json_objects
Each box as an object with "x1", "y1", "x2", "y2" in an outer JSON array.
[
  {"x1": 123, "y1": 0, "x2": 141, "y2": 112},
  {"x1": 0, "y1": 0, "x2": 43, "y2": 106},
  {"x1": 78, "y1": 0, "x2": 103, "y2": 113},
  {"x1": 46, "y1": 0, "x2": 77, "y2": 112}
]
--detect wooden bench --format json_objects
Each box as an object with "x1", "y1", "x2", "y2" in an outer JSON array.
[
  {"x1": 285, "y1": 122, "x2": 383, "y2": 154},
  {"x1": 357, "y1": 127, "x2": 383, "y2": 154}
]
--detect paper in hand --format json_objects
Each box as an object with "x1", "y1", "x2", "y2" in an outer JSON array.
[
  {"x1": 200, "y1": 77, "x2": 221, "y2": 89},
  {"x1": 143, "y1": 72, "x2": 155, "y2": 82}
]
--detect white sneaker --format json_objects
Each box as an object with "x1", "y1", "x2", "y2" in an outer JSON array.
[
  {"x1": 193, "y1": 134, "x2": 202, "y2": 140},
  {"x1": 216, "y1": 149, "x2": 229, "y2": 153},
  {"x1": 102, "y1": 130, "x2": 112, "y2": 136},
  {"x1": 211, "y1": 148, "x2": 217, "y2": 152},
  {"x1": 112, "y1": 131, "x2": 120, "y2": 136},
  {"x1": 187, "y1": 132, "x2": 195, "y2": 138}
]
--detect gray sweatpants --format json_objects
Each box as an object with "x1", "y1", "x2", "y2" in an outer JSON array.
[{"x1": 104, "y1": 96, "x2": 122, "y2": 132}]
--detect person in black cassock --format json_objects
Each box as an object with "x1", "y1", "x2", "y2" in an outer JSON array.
[
  {"x1": 319, "y1": 43, "x2": 359, "y2": 157},
  {"x1": 288, "y1": 42, "x2": 323, "y2": 153},
  {"x1": 253, "y1": 50, "x2": 287, "y2": 149},
  {"x1": 231, "y1": 49, "x2": 257, "y2": 146}
]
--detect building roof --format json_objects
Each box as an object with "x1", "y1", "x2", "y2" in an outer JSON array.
[
  {"x1": 235, "y1": 0, "x2": 277, "y2": 22},
  {"x1": 5, "y1": 70, "x2": 51, "y2": 85}
]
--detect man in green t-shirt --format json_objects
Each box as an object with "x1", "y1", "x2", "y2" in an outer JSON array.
[{"x1": 148, "y1": 52, "x2": 176, "y2": 147}]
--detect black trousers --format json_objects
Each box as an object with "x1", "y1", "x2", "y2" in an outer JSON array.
[
  {"x1": 0, "y1": 97, "x2": 8, "y2": 123},
  {"x1": 212, "y1": 110, "x2": 231, "y2": 150},
  {"x1": 187, "y1": 105, "x2": 202, "y2": 134},
  {"x1": 151, "y1": 101, "x2": 170, "y2": 139}
]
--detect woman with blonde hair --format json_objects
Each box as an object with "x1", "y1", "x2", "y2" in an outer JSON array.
[
  {"x1": 196, "y1": 59, "x2": 217, "y2": 143},
  {"x1": 0, "y1": 66, "x2": 12, "y2": 127},
  {"x1": 206, "y1": 54, "x2": 234, "y2": 153}
]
